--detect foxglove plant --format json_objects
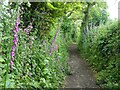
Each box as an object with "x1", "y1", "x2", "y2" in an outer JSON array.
[
  {"x1": 23, "y1": 23, "x2": 33, "y2": 48},
  {"x1": 10, "y1": 16, "x2": 20, "y2": 70},
  {"x1": 50, "y1": 27, "x2": 60, "y2": 55},
  {"x1": 24, "y1": 23, "x2": 33, "y2": 34}
]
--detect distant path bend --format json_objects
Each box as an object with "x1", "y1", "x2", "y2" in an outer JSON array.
[{"x1": 64, "y1": 44, "x2": 99, "y2": 88}]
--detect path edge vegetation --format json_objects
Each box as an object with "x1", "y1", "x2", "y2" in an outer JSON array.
[
  {"x1": 78, "y1": 20, "x2": 120, "y2": 89},
  {"x1": 0, "y1": 1, "x2": 119, "y2": 89}
]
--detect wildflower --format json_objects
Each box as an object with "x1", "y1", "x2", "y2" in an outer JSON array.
[
  {"x1": 10, "y1": 61, "x2": 14, "y2": 65},
  {"x1": 24, "y1": 23, "x2": 33, "y2": 34},
  {"x1": 50, "y1": 44, "x2": 58, "y2": 55},
  {"x1": 10, "y1": 16, "x2": 20, "y2": 70},
  {"x1": 50, "y1": 27, "x2": 60, "y2": 56}
]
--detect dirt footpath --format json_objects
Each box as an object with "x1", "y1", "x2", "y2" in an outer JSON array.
[{"x1": 64, "y1": 44, "x2": 99, "y2": 88}]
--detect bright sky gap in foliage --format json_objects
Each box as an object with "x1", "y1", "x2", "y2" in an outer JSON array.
[{"x1": 107, "y1": 0, "x2": 119, "y2": 19}]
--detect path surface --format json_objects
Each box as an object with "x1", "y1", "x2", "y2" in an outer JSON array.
[{"x1": 64, "y1": 44, "x2": 99, "y2": 88}]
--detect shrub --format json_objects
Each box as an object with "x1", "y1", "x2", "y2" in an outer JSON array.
[
  {"x1": 0, "y1": 3, "x2": 69, "y2": 88},
  {"x1": 79, "y1": 20, "x2": 120, "y2": 88}
]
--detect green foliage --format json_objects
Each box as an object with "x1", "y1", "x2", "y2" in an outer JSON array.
[
  {"x1": 21, "y1": 2, "x2": 75, "y2": 39},
  {"x1": 61, "y1": 16, "x2": 79, "y2": 44},
  {"x1": 1, "y1": 1, "x2": 116, "y2": 89},
  {"x1": 13, "y1": 33, "x2": 68, "y2": 88},
  {"x1": 89, "y1": 2, "x2": 109, "y2": 27},
  {"x1": 78, "y1": 20, "x2": 120, "y2": 88},
  {"x1": 0, "y1": 2, "x2": 69, "y2": 88},
  {"x1": 0, "y1": 3, "x2": 18, "y2": 88}
]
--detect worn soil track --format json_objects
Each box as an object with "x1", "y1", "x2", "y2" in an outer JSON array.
[{"x1": 64, "y1": 44, "x2": 99, "y2": 88}]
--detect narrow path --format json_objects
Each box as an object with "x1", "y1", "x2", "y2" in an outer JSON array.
[{"x1": 64, "y1": 44, "x2": 99, "y2": 88}]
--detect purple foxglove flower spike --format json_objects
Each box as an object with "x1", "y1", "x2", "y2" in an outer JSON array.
[
  {"x1": 10, "y1": 16, "x2": 20, "y2": 70},
  {"x1": 50, "y1": 27, "x2": 60, "y2": 56}
]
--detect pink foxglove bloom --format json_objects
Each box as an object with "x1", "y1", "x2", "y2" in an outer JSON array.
[
  {"x1": 50, "y1": 28, "x2": 60, "y2": 56},
  {"x1": 24, "y1": 23, "x2": 33, "y2": 34},
  {"x1": 10, "y1": 16, "x2": 20, "y2": 70}
]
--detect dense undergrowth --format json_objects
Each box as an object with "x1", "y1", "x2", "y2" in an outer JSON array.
[
  {"x1": 0, "y1": 1, "x2": 119, "y2": 89},
  {"x1": 78, "y1": 21, "x2": 120, "y2": 88},
  {"x1": 0, "y1": 3, "x2": 70, "y2": 88}
]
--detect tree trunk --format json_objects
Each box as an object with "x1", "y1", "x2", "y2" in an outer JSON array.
[{"x1": 81, "y1": 2, "x2": 95, "y2": 34}]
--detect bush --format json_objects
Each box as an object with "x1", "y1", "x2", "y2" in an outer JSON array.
[
  {"x1": 0, "y1": 3, "x2": 69, "y2": 88},
  {"x1": 78, "y1": 20, "x2": 120, "y2": 88}
]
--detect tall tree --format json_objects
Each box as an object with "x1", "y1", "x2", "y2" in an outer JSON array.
[{"x1": 81, "y1": 2, "x2": 96, "y2": 34}]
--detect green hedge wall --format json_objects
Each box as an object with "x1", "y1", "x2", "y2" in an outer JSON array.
[{"x1": 78, "y1": 20, "x2": 120, "y2": 88}]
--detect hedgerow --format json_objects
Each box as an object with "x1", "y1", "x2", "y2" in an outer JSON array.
[
  {"x1": 0, "y1": 3, "x2": 69, "y2": 88},
  {"x1": 78, "y1": 20, "x2": 120, "y2": 88}
]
